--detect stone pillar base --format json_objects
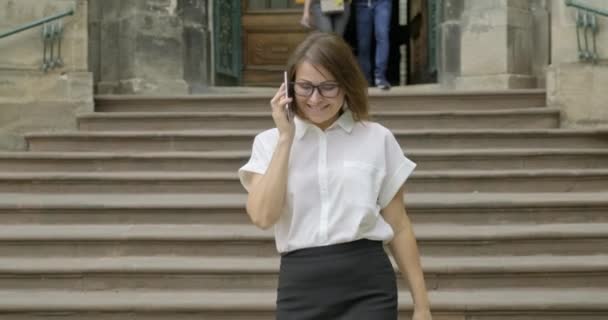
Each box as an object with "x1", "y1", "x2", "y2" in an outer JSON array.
[
  {"x1": 455, "y1": 74, "x2": 536, "y2": 90},
  {"x1": 0, "y1": 70, "x2": 93, "y2": 105},
  {"x1": 97, "y1": 79, "x2": 189, "y2": 95}
]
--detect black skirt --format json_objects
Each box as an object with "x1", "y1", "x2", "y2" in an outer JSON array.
[{"x1": 276, "y1": 239, "x2": 398, "y2": 320}]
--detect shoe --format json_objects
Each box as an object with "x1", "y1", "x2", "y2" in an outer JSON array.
[{"x1": 375, "y1": 78, "x2": 391, "y2": 90}]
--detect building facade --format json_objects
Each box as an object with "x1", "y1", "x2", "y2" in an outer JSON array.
[{"x1": 0, "y1": 0, "x2": 607, "y2": 149}]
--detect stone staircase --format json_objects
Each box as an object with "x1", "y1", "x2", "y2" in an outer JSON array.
[{"x1": 0, "y1": 89, "x2": 608, "y2": 319}]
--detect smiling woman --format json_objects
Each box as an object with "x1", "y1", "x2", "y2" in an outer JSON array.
[
  {"x1": 238, "y1": 32, "x2": 432, "y2": 320},
  {"x1": 286, "y1": 32, "x2": 370, "y2": 125},
  {"x1": 291, "y1": 62, "x2": 344, "y2": 129}
]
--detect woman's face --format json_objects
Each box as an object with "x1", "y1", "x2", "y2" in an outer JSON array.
[{"x1": 293, "y1": 61, "x2": 345, "y2": 130}]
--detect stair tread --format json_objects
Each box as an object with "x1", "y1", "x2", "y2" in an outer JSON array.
[
  {"x1": 1, "y1": 169, "x2": 608, "y2": 179},
  {"x1": 0, "y1": 287, "x2": 606, "y2": 311},
  {"x1": 94, "y1": 89, "x2": 546, "y2": 101},
  {"x1": 1, "y1": 254, "x2": 608, "y2": 273},
  {"x1": 24, "y1": 128, "x2": 608, "y2": 137},
  {"x1": 2, "y1": 148, "x2": 608, "y2": 159},
  {"x1": 0, "y1": 222, "x2": 606, "y2": 240},
  {"x1": 0, "y1": 192, "x2": 607, "y2": 209},
  {"x1": 78, "y1": 108, "x2": 560, "y2": 119},
  {"x1": 0, "y1": 151, "x2": 251, "y2": 159}
]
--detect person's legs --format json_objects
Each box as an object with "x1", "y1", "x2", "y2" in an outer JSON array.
[
  {"x1": 332, "y1": 3, "x2": 351, "y2": 37},
  {"x1": 311, "y1": 1, "x2": 334, "y2": 33},
  {"x1": 354, "y1": 0, "x2": 373, "y2": 85},
  {"x1": 373, "y1": 0, "x2": 392, "y2": 89}
]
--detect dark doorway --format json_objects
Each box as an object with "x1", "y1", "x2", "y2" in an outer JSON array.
[
  {"x1": 343, "y1": 1, "x2": 403, "y2": 86},
  {"x1": 343, "y1": 0, "x2": 438, "y2": 87}
]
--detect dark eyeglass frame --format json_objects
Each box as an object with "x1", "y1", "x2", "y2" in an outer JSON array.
[{"x1": 290, "y1": 81, "x2": 341, "y2": 98}]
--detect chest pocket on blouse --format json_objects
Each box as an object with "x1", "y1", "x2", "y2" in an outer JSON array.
[{"x1": 342, "y1": 161, "x2": 384, "y2": 208}]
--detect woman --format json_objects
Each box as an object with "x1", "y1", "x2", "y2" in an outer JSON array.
[
  {"x1": 239, "y1": 32, "x2": 432, "y2": 320},
  {"x1": 301, "y1": 0, "x2": 351, "y2": 37}
]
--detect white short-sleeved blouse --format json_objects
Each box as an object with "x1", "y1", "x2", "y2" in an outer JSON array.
[{"x1": 238, "y1": 110, "x2": 416, "y2": 253}]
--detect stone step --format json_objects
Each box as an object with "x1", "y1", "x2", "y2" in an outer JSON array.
[
  {"x1": 0, "y1": 223, "x2": 606, "y2": 257},
  {"x1": 1, "y1": 192, "x2": 607, "y2": 225},
  {"x1": 2, "y1": 149, "x2": 608, "y2": 172},
  {"x1": 0, "y1": 170, "x2": 607, "y2": 193},
  {"x1": 25, "y1": 129, "x2": 608, "y2": 152},
  {"x1": 78, "y1": 109, "x2": 560, "y2": 131},
  {"x1": 0, "y1": 288, "x2": 606, "y2": 320},
  {"x1": 1, "y1": 255, "x2": 607, "y2": 291},
  {"x1": 94, "y1": 89, "x2": 546, "y2": 112}
]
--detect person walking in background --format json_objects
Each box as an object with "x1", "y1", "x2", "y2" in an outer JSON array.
[
  {"x1": 355, "y1": 0, "x2": 392, "y2": 90},
  {"x1": 239, "y1": 32, "x2": 432, "y2": 320},
  {"x1": 301, "y1": 0, "x2": 351, "y2": 37}
]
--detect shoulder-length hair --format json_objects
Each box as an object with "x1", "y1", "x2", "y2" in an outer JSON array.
[{"x1": 286, "y1": 32, "x2": 370, "y2": 121}]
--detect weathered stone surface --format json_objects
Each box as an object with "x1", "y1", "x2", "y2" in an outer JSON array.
[
  {"x1": 458, "y1": 0, "x2": 536, "y2": 88},
  {"x1": 0, "y1": 102, "x2": 85, "y2": 150},
  {"x1": 546, "y1": 1, "x2": 608, "y2": 128},
  {"x1": 547, "y1": 63, "x2": 608, "y2": 128},
  {"x1": 551, "y1": 0, "x2": 608, "y2": 64},
  {"x1": 438, "y1": 22, "x2": 461, "y2": 88},
  {"x1": 0, "y1": 70, "x2": 93, "y2": 150},
  {"x1": 89, "y1": 0, "x2": 208, "y2": 94},
  {"x1": 455, "y1": 73, "x2": 535, "y2": 90},
  {"x1": 0, "y1": 0, "x2": 87, "y2": 71},
  {"x1": 0, "y1": 70, "x2": 92, "y2": 104},
  {"x1": 530, "y1": 0, "x2": 550, "y2": 87},
  {"x1": 0, "y1": 0, "x2": 92, "y2": 150},
  {"x1": 461, "y1": 25, "x2": 509, "y2": 76}
]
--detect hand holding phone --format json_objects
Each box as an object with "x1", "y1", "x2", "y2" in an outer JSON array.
[{"x1": 283, "y1": 71, "x2": 293, "y2": 122}]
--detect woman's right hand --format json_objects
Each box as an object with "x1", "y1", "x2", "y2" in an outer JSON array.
[{"x1": 270, "y1": 83, "x2": 295, "y2": 140}]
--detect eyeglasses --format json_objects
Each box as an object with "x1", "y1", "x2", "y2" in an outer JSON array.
[{"x1": 292, "y1": 81, "x2": 341, "y2": 98}]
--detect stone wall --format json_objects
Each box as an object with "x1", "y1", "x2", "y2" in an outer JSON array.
[
  {"x1": 0, "y1": 0, "x2": 93, "y2": 150},
  {"x1": 547, "y1": 0, "x2": 608, "y2": 128}
]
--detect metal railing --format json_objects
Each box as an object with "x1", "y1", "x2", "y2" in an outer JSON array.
[
  {"x1": 565, "y1": 0, "x2": 608, "y2": 63},
  {"x1": 0, "y1": 8, "x2": 74, "y2": 72}
]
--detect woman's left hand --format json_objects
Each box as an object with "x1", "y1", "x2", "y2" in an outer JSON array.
[
  {"x1": 300, "y1": 12, "x2": 312, "y2": 28},
  {"x1": 412, "y1": 308, "x2": 432, "y2": 320}
]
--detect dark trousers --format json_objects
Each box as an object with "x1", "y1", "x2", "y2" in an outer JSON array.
[{"x1": 276, "y1": 239, "x2": 398, "y2": 320}]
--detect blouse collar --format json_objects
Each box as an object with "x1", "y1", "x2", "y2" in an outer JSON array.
[{"x1": 294, "y1": 108, "x2": 355, "y2": 140}]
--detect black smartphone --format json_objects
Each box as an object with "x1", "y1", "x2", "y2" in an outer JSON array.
[{"x1": 284, "y1": 71, "x2": 293, "y2": 121}]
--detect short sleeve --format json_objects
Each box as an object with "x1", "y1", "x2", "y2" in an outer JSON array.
[
  {"x1": 238, "y1": 133, "x2": 273, "y2": 192},
  {"x1": 377, "y1": 130, "x2": 417, "y2": 208}
]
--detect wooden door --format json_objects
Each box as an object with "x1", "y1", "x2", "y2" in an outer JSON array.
[
  {"x1": 407, "y1": 0, "x2": 439, "y2": 84},
  {"x1": 241, "y1": 0, "x2": 310, "y2": 86}
]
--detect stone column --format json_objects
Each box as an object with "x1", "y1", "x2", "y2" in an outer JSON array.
[
  {"x1": 547, "y1": 0, "x2": 608, "y2": 128},
  {"x1": 437, "y1": 0, "x2": 463, "y2": 88},
  {"x1": 181, "y1": 0, "x2": 212, "y2": 93},
  {"x1": 456, "y1": 0, "x2": 536, "y2": 89},
  {"x1": 95, "y1": 0, "x2": 190, "y2": 95},
  {"x1": 530, "y1": 0, "x2": 550, "y2": 88}
]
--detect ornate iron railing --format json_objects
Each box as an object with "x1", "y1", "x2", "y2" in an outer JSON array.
[
  {"x1": 565, "y1": 0, "x2": 607, "y2": 63},
  {"x1": 0, "y1": 8, "x2": 74, "y2": 72}
]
